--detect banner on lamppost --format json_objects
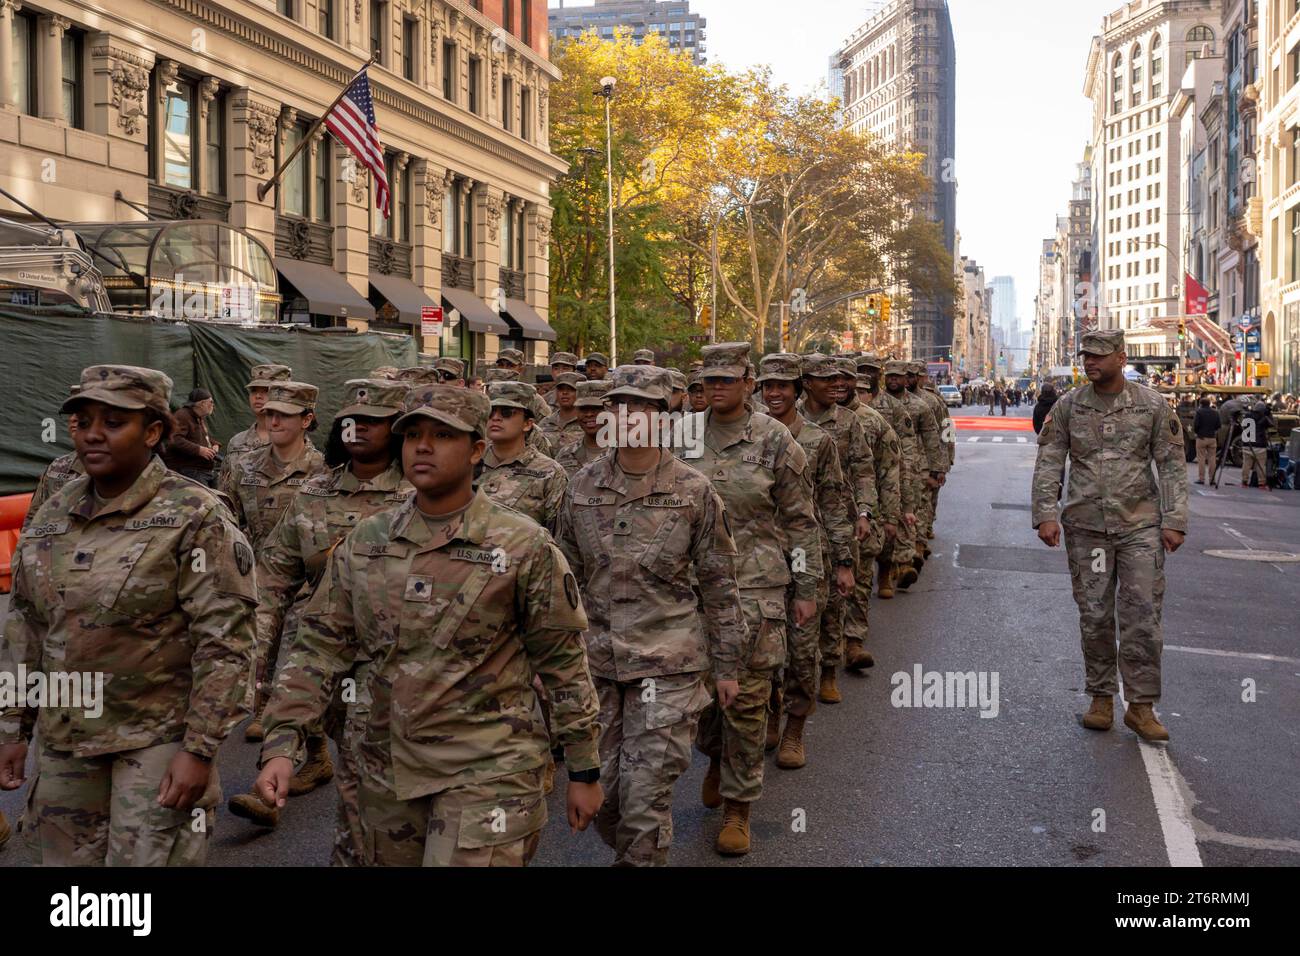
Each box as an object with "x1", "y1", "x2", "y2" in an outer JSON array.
[{"x1": 1184, "y1": 273, "x2": 1209, "y2": 316}]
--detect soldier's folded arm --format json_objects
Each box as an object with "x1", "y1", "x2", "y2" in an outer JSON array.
[
  {"x1": 1031, "y1": 399, "x2": 1070, "y2": 529},
  {"x1": 0, "y1": 551, "x2": 46, "y2": 746},
  {"x1": 260, "y1": 543, "x2": 361, "y2": 768},
  {"x1": 177, "y1": 509, "x2": 259, "y2": 760},
  {"x1": 775, "y1": 439, "x2": 823, "y2": 600},
  {"x1": 879, "y1": 430, "x2": 902, "y2": 523},
  {"x1": 1151, "y1": 402, "x2": 1190, "y2": 533},
  {"x1": 691, "y1": 489, "x2": 745, "y2": 682},
  {"x1": 518, "y1": 536, "x2": 601, "y2": 773},
  {"x1": 542, "y1": 469, "x2": 569, "y2": 536}
]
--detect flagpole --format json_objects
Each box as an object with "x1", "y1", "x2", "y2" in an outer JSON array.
[{"x1": 256, "y1": 55, "x2": 377, "y2": 203}]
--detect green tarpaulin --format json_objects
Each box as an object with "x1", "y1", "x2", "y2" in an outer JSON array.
[{"x1": 1, "y1": 307, "x2": 417, "y2": 495}]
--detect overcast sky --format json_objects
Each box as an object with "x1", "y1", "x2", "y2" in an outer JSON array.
[{"x1": 553, "y1": 0, "x2": 1123, "y2": 326}]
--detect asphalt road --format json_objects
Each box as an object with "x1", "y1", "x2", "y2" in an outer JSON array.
[{"x1": 2, "y1": 403, "x2": 1297, "y2": 867}]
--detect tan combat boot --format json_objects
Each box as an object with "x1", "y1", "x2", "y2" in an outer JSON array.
[
  {"x1": 288, "y1": 735, "x2": 335, "y2": 796},
  {"x1": 701, "y1": 756, "x2": 722, "y2": 809},
  {"x1": 1081, "y1": 695, "x2": 1113, "y2": 731},
  {"x1": 818, "y1": 666, "x2": 842, "y2": 704},
  {"x1": 765, "y1": 709, "x2": 780, "y2": 752},
  {"x1": 1124, "y1": 703, "x2": 1170, "y2": 742},
  {"x1": 896, "y1": 563, "x2": 918, "y2": 590},
  {"x1": 228, "y1": 790, "x2": 280, "y2": 828},
  {"x1": 0, "y1": 809, "x2": 10, "y2": 850},
  {"x1": 716, "y1": 799, "x2": 751, "y2": 856},
  {"x1": 845, "y1": 641, "x2": 875, "y2": 671},
  {"x1": 877, "y1": 564, "x2": 896, "y2": 599},
  {"x1": 776, "y1": 715, "x2": 807, "y2": 769}
]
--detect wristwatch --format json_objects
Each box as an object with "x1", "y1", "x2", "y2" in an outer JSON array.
[
  {"x1": 835, "y1": 559, "x2": 854, "y2": 568},
  {"x1": 858, "y1": 510, "x2": 872, "y2": 520},
  {"x1": 568, "y1": 767, "x2": 600, "y2": 784}
]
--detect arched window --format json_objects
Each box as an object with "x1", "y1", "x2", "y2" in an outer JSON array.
[
  {"x1": 1131, "y1": 43, "x2": 1144, "y2": 106},
  {"x1": 1186, "y1": 25, "x2": 1214, "y2": 64},
  {"x1": 1112, "y1": 52, "x2": 1124, "y2": 115},
  {"x1": 1150, "y1": 34, "x2": 1163, "y2": 98}
]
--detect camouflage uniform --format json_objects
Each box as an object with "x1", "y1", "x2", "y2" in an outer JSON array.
[
  {"x1": 478, "y1": 382, "x2": 569, "y2": 532},
  {"x1": 1, "y1": 367, "x2": 257, "y2": 866},
  {"x1": 632, "y1": 349, "x2": 656, "y2": 365},
  {"x1": 676, "y1": 344, "x2": 822, "y2": 805},
  {"x1": 759, "y1": 355, "x2": 853, "y2": 717},
  {"x1": 482, "y1": 371, "x2": 555, "y2": 458},
  {"x1": 1032, "y1": 331, "x2": 1188, "y2": 704},
  {"x1": 494, "y1": 349, "x2": 557, "y2": 424},
  {"x1": 261, "y1": 386, "x2": 600, "y2": 867},
  {"x1": 22, "y1": 452, "x2": 84, "y2": 531},
  {"x1": 433, "y1": 357, "x2": 466, "y2": 382},
  {"x1": 555, "y1": 381, "x2": 612, "y2": 477},
  {"x1": 913, "y1": 365, "x2": 955, "y2": 541},
  {"x1": 250, "y1": 379, "x2": 412, "y2": 865},
  {"x1": 555, "y1": 366, "x2": 745, "y2": 866},
  {"x1": 538, "y1": 372, "x2": 586, "y2": 450},
  {"x1": 898, "y1": 369, "x2": 947, "y2": 549},
  {"x1": 217, "y1": 364, "x2": 293, "y2": 489},
  {"x1": 869, "y1": 360, "x2": 927, "y2": 571},
  {"x1": 798, "y1": 355, "x2": 876, "y2": 669},
  {"x1": 395, "y1": 367, "x2": 440, "y2": 386}
]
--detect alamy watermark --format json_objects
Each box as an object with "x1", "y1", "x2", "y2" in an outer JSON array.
[
  {"x1": 890, "y1": 664, "x2": 999, "y2": 718},
  {"x1": 0, "y1": 666, "x2": 104, "y2": 719}
]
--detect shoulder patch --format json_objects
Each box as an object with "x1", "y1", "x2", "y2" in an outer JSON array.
[
  {"x1": 563, "y1": 572, "x2": 580, "y2": 609},
  {"x1": 1170, "y1": 417, "x2": 1181, "y2": 437},
  {"x1": 234, "y1": 539, "x2": 254, "y2": 576}
]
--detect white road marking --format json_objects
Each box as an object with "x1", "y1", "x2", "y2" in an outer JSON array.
[
  {"x1": 967, "y1": 436, "x2": 980, "y2": 443},
  {"x1": 1220, "y1": 522, "x2": 1290, "y2": 573},
  {"x1": 992, "y1": 436, "x2": 1003, "y2": 443},
  {"x1": 1165, "y1": 644, "x2": 1300, "y2": 665},
  {"x1": 1017, "y1": 437, "x2": 1028, "y2": 443}
]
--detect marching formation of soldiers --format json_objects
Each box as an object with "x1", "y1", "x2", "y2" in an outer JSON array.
[{"x1": 0, "y1": 342, "x2": 958, "y2": 867}]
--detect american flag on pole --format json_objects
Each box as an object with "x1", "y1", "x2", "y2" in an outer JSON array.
[{"x1": 326, "y1": 67, "x2": 389, "y2": 218}]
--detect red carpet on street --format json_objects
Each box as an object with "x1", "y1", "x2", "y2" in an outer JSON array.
[{"x1": 951, "y1": 416, "x2": 1035, "y2": 431}]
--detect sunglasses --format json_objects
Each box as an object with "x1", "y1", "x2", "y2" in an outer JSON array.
[
  {"x1": 437, "y1": 371, "x2": 458, "y2": 382},
  {"x1": 704, "y1": 376, "x2": 741, "y2": 387}
]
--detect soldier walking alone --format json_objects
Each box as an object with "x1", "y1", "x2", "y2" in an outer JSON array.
[{"x1": 1032, "y1": 330, "x2": 1188, "y2": 742}]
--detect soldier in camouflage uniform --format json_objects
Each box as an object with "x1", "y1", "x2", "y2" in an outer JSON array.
[
  {"x1": 797, "y1": 354, "x2": 875, "y2": 701},
  {"x1": 556, "y1": 381, "x2": 613, "y2": 477},
  {"x1": 482, "y1": 368, "x2": 555, "y2": 457},
  {"x1": 879, "y1": 359, "x2": 940, "y2": 591},
  {"x1": 433, "y1": 357, "x2": 466, "y2": 385},
  {"x1": 369, "y1": 366, "x2": 401, "y2": 380},
  {"x1": 496, "y1": 348, "x2": 557, "y2": 422},
  {"x1": 226, "y1": 380, "x2": 411, "y2": 864},
  {"x1": 757, "y1": 354, "x2": 855, "y2": 770},
  {"x1": 544, "y1": 352, "x2": 581, "y2": 410},
  {"x1": 555, "y1": 365, "x2": 745, "y2": 866},
  {"x1": 219, "y1": 382, "x2": 328, "y2": 737},
  {"x1": 910, "y1": 363, "x2": 955, "y2": 545},
  {"x1": 675, "y1": 342, "x2": 822, "y2": 856},
  {"x1": 538, "y1": 372, "x2": 585, "y2": 449},
  {"x1": 687, "y1": 371, "x2": 708, "y2": 413},
  {"x1": 899, "y1": 362, "x2": 948, "y2": 565},
  {"x1": 1032, "y1": 330, "x2": 1188, "y2": 742},
  {"x1": 837, "y1": 358, "x2": 902, "y2": 662},
  {"x1": 254, "y1": 385, "x2": 603, "y2": 866},
  {"x1": 477, "y1": 382, "x2": 569, "y2": 533},
  {"x1": 0, "y1": 366, "x2": 257, "y2": 865},
  {"x1": 584, "y1": 352, "x2": 609, "y2": 382},
  {"x1": 633, "y1": 349, "x2": 656, "y2": 365},
  {"x1": 667, "y1": 369, "x2": 688, "y2": 413},
  {"x1": 22, "y1": 387, "x2": 86, "y2": 531},
  {"x1": 860, "y1": 357, "x2": 920, "y2": 597},
  {"x1": 396, "y1": 366, "x2": 440, "y2": 386},
  {"x1": 217, "y1": 364, "x2": 294, "y2": 489}
]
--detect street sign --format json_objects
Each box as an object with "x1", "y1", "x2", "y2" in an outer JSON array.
[
  {"x1": 421, "y1": 305, "x2": 443, "y2": 340},
  {"x1": 841, "y1": 331, "x2": 854, "y2": 351},
  {"x1": 1246, "y1": 330, "x2": 1261, "y2": 355},
  {"x1": 1232, "y1": 332, "x2": 1245, "y2": 349},
  {"x1": 1252, "y1": 361, "x2": 1271, "y2": 377}
]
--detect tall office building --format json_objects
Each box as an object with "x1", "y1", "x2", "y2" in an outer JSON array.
[
  {"x1": 549, "y1": 1, "x2": 707, "y2": 64},
  {"x1": 834, "y1": 0, "x2": 956, "y2": 361},
  {"x1": 990, "y1": 275, "x2": 1017, "y2": 344}
]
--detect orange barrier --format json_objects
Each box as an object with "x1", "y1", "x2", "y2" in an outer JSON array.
[{"x1": 1, "y1": 493, "x2": 32, "y2": 593}]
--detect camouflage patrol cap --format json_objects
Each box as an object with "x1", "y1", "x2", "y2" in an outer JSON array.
[
  {"x1": 584, "y1": 352, "x2": 609, "y2": 368},
  {"x1": 906, "y1": 362, "x2": 924, "y2": 375},
  {"x1": 633, "y1": 349, "x2": 656, "y2": 365},
  {"x1": 576, "y1": 380, "x2": 613, "y2": 408},
  {"x1": 262, "y1": 381, "x2": 319, "y2": 415},
  {"x1": 858, "y1": 353, "x2": 883, "y2": 370},
  {"x1": 554, "y1": 372, "x2": 583, "y2": 389},
  {"x1": 668, "y1": 369, "x2": 688, "y2": 392},
  {"x1": 801, "y1": 354, "x2": 839, "y2": 378},
  {"x1": 64, "y1": 365, "x2": 173, "y2": 416},
  {"x1": 395, "y1": 384, "x2": 491, "y2": 435},
  {"x1": 369, "y1": 366, "x2": 401, "y2": 380},
  {"x1": 831, "y1": 356, "x2": 859, "y2": 377},
  {"x1": 1079, "y1": 329, "x2": 1126, "y2": 356},
  {"x1": 699, "y1": 342, "x2": 751, "y2": 378},
  {"x1": 487, "y1": 381, "x2": 538, "y2": 413},
  {"x1": 483, "y1": 368, "x2": 520, "y2": 383},
  {"x1": 550, "y1": 351, "x2": 579, "y2": 368},
  {"x1": 433, "y1": 357, "x2": 466, "y2": 379},
  {"x1": 247, "y1": 363, "x2": 293, "y2": 389},
  {"x1": 338, "y1": 379, "x2": 409, "y2": 418},
  {"x1": 756, "y1": 353, "x2": 803, "y2": 383},
  {"x1": 883, "y1": 360, "x2": 909, "y2": 376},
  {"x1": 396, "y1": 366, "x2": 441, "y2": 386},
  {"x1": 687, "y1": 371, "x2": 703, "y2": 389},
  {"x1": 605, "y1": 365, "x2": 673, "y2": 404},
  {"x1": 497, "y1": 348, "x2": 526, "y2": 366},
  {"x1": 855, "y1": 375, "x2": 872, "y2": 390}
]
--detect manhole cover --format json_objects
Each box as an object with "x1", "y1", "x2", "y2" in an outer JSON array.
[{"x1": 1203, "y1": 549, "x2": 1300, "y2": 562}]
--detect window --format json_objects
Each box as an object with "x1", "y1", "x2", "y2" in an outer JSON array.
[
  {"x1": 468, "y1": 56, "x2": 481, "y2": 114},
  {"x1": 402, "y1": 17, "x2": 416, "y2": 80},
  {"x1": 1291, "y1": 207, "x2": 1300, "y2": 283},
  {"x1": 61, "y1": 29, "x2": 83, "y2": 128},
  {"x1": 370, "y1": 1, "x2": 386, "y2": 64},
  {"x1": 162, "y1": 78, "x2": 197, "y2": 189},
  {"x1": 203, "y1": 92, "x2": 224, "y2": 196},
  {"x1": 503, "y1": 0, "x2": 514, "y2": 34},
  {"x1": 10, "y1": 11, "x2": 35, "y2": 115},
  {"x1": 1187, "y1": 25, "x2": 1214, "y2": 64},
  {"x1": 313, "y1": 138, "x2": 330, "y2": 221},
  {"x1": 443, "y1": 185, "x2": 458, "y2": 254},
  {"x1": 320, "y1": 0, "x2": 334, "y2": 40},
  {"x1": 462, "y1": 185, "x2": 473, "y2": 256},
  {"x1": 386, "y1": 158, "x2": 411, "y2": 242},
  {"x1": 443, "y1": 41, "x2": 456, "y2": 101},
  {"x1": 1112, "y1": 53, "x2": 1123, "y2": 114},
  {"x1": 282, "y1": 121, "x2": 308, "y2": 217},
  {"x1": 520, "y1": 86, "x2": 531, "y2": 141},
  {"x1": 502, "y1": 76, "x2": 513, "y2": 131},
  {"x1": 522, "y1": 0, "x2": 532, "y2": 45},
  {"x1": 441, "y1": 177, "x2": 473, "y2": 258},
  {"x1": 1150, "y1": 34, "x2": 1163, "y2": 97},
  {"x1": 278, "y1": 0, "x2": 293, "y2": 17}
]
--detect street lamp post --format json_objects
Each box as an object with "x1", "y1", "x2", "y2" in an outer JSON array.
[{"x1": 596, "y1": 76, "x2": 617, "y2": 366}]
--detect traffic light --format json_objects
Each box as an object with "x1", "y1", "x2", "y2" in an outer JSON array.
[
  {"x1": 698, "y1": 304, "x2": 712, "y2": 329},
  {"x1": 865, "y1": 295, "x2": 879, "y2": 320},
  {"x1": 879, "y1": 294, "x2": 891, "y2": 325},
  {"x1": 1177, "y1": 318, "x2": 1186, "y2": 342}
]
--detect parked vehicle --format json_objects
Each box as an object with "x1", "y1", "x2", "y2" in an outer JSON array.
[{"x1": 938, "y1": 384, "x2": 962, "y2": 408}]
